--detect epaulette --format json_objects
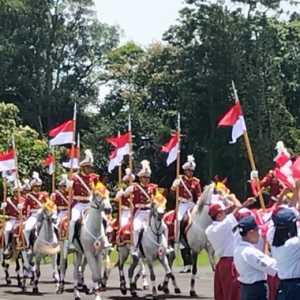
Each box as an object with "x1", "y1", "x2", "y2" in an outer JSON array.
[{"x1": 192, "y1": 177, "x2": 200, "y2": 182}]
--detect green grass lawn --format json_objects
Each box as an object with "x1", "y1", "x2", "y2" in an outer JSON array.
[
  {"x1": 44, "y1": 248, "x2": 210, "y2": 267},
  {"x1": 65, "y1": 248, "x2": 209, "y2": 267}
]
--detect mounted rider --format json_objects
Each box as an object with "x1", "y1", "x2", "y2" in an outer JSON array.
[
  {"x1": 68, "y1": 149, "x2": 95, "y2": 246},
  {"x1": 124, "y1": 160, "x2": 157, "y2": 257},
  {"x1": 171, "y1": 155, "x2": 202, "y2": 273},
  {"x1": 115, "y1": 168, "x2": 135, "y2": 227},
  {"x1": 23, "y1": 172, "x2": 48, "y2": 251},
  {"x1": 1, "y1": 181, "x2": 25, "y2": 255},
  {"x1": 68, "y1": 149, "x2": 111, "y2": 249},
  {"x1": 51, "y1": 174, "x2": 69, "y2": 238}
]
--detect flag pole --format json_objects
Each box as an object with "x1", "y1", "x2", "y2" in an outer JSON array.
[
  {"x1": 175, "y1": 113, "x2": 181, "y2": 242},
  {"x1": 67, "y1": 103, "x2": 77, "y2": 236},
  {"x1": 117, "y1": 131, "x2": 122, "y2": 228},
  {"x1": 51, "y1": 146, "x2": 55, "y2": 193},
  {"x1": 12, "y1": 135, "x2": 25, "y2": 248},
  {"x1": 232, "y1": 81, "x2": 265, "y2": 210},
  {"x1": 128, "y1": 114, "x2": 134, "y2": 243}
]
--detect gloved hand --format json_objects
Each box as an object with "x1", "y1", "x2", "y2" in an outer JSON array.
[
  {"x1": 172, "y1": 178, "x2": 181, "y2": 188},
  {"x1": 250, "y1": 170, "x2": 259, "y2": 180},
  {"x1": 17, "y1": 203, "x2": 23, "y2": 210},
  {"x1": 1, "y1": 202, "x2": 7, "y2": 210}
]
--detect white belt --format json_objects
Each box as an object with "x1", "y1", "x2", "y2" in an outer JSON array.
[
  {"x1": 135, "y1": 203, "x2": 151, "y2": 209},
  {"x1": 179, "y1": 197, "x2": 193, "y2": 203}
]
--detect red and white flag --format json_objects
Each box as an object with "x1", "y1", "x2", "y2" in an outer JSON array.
[
  {"x1": 218, "y1": 101, "x2": 246, "y2": 144},
  {"x1": 0, "y1": 150, "x2": 16, "y2": 172},
  {"x1": 161, "y1": 133, "x2": 179, "y2": 166},
  {"x1": 41, "y1": 154, "x2": 55, "y2": 175},
  {"x1": 49, "y1": 120, "x2": 75, "y2": 146},
  {"x1": 106, "y1": 132, "x2": 130, "y2": 173},
  {"x1": 273, "y1": 145, "x2": 295, "y2": 188}
]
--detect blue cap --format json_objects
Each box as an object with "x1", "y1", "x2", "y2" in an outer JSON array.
[
  {"x1": 272, "y1": 208, "x2": 297, "y2": 227},
  {"x1": 237, "y1": 215, "x2": 258, "y2": 235}
]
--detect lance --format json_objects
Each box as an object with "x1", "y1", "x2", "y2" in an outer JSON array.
[
  {"x1": 128, "y1": 114, "x2": 134, "y2": 244},
  {"x1": 232, "y1": 81, "x2": 265, "y2": 210},
  {"x1": 67, "y1": 103, "x2": 77, "y2": 236},
  {"x1": 175, "y1": 113, "x2": 181, "y2": 243}
]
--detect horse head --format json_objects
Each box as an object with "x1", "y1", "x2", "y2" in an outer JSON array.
[
  {"x1": 91, "y1": 182, "x2": 112, "y2": 213},
  {"x1": 151, "y1": 191, "x2": 167, "y2": 221}
]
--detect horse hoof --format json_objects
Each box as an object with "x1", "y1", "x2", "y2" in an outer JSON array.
[
  {"x1": 33, "y1": 287, "x2": 39, "y2": 294},
  {"x1": 152, "y1": 296, "x2": 158, "y2": 300},
  {"x1": 121, "y1": 289, "x2": 127, "y2": 295},
  {"x1": 22, "y1": 286, "x2": 27, "y2": 293},
  {"x1": 75, "y1": 297, "x2": 81, "y2": 300},
  {"x1": 120, "y1": 284, "x2": 127, "y2": 295},
  {"x1": 56, "y1": 286, "x2": 64, "y2": 294},
  {"x1": 157, "y1": 283, "x2": 163, "y2": 291},
  {"x1": 163, "y1": 287, "x2": 170, "y2": 294},
  {"x1": 143, "y1": 284, "x2": 149, "y2": 290},
  {"x1": 175, "y1": 287, "x2": 181, "y2": 294},
  {"x1": 190, "y1": 290, "x2": 197, "y2": 297},
  {"x1": 6, "y1": 279, "x2": 12, "y2": 285}
]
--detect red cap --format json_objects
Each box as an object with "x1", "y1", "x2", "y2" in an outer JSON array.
[{"x1": 208, "y1": 204, "x2": 223, "y2": 219}]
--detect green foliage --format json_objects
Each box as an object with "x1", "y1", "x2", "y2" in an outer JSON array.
[
  {"x1": 0, "y1": 102, "x2": 48, "y2": 177},
  {"x1": 0, "y1": 0, "x2": 119, "y2": 132}
]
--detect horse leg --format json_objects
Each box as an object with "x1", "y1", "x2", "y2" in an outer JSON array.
[
  {"x1": 118, "y1": 246, "x2": 128, "y2": 295},
  {"x1": 73, "y1": 252, "x2": 83, "y2": 300},
  {"x1": 32, "y1": 255, "x2": 41, "y2": 294},
  {"x1": 128, "y1": 254, "x2": 139, "y2": 297},
  {"x1": 134, "y1": 260, "x2": 149, "y2": 290},
  {"x1": 2, "y1": 258, "x2": 12, "y2": 285},
  {"x1": 158, "y1": 254, "x2": 181, "y2": 295},
  {"x1": 206, "y1": 242, "x2": 216, "y2": 272},
  {"x1": 147, "y1": 262, "x2": 158, "y2": 300},
  {"x1": 85, "y1": 252, "x2": 102, "y2": 299},
  {"x1": 16, "y1": 256, "x2": 22, "y2": 287},
  {"x1": 190, "y1": 250, "x2": 198, "y2": 297},
  {"x1": 56, "y1": 242, "x2": 66, "y2": 294}
]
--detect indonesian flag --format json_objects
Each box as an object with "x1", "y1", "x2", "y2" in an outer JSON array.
[
  {"x1": 106, "y1": 132, "x2": 130, "y2": 173},
  {"x1": 291, "y1": 157, "x2": 300, "y2": 179},
  {"x1": 0, "y1": 150, "x2": 16, "y2": 172},
  {"x1": 49, "y1": 120, "x2": 75, "y2": 146},
  {"x1": 273, "y1": 151, "x2": 295, "y2": 189},
  {"x1": 41, "y1": 154, "x2": 55, "y2": 175},
  {"x1": 218, "y1": 101, "x2": 246, "y2": 144},
  {"x1": 161, "y1": 133, "x2": 179, "y2": 166}
]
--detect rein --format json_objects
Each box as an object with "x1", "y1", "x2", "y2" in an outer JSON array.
[{"x1": 149, "y1": 210, "x2": 164, "y2": 243}]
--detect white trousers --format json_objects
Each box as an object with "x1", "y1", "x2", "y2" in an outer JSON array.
[
  {"x1": 71, "y1": 202, "x2": 89, "y2": 222},
  {"x1": 132, "y1": 210, "x2": 151, "y2": 247},
  {"x1": 120, "y1": 208, "x2": 131, "y2": 227},
  {"x1": 178, "y1": 202, "x2": 195, "y2": 222},
  {"x1": 4, "y1": 219, "x2": 17, "y2": 232}
]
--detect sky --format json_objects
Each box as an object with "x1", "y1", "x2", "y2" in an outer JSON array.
[{"x1": 94, "y1": 0, "x2": 185, "y2": 46}]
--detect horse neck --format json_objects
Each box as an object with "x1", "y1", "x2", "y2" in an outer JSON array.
[
  {"x1": 85, "y1": 205, "x2": 103, "y2": 234},
  {"x1": 39, "y1": 214, "x2": 54, "y2": 242},
  {"x1": 149, "y1": 213, "x2": 163, "y2": 233}
]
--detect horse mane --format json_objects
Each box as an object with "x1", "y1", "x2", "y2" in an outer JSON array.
[{"x1": 192, "y1": 183, "x2": 214, "y2": 216}]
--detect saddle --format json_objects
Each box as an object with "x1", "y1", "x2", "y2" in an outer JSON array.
[
  {"x1": 58, "y1": 215, "x2": 69, "y2": 241},
  {"x1": 12, "y1": 223, "x2": 26, "y2": 250},
  {"x1": 116, "y1": 223, "x2": 132, "y2": 246},
  {"x1": 163, "y1": 209, "x2": 193, "y2": 242}
]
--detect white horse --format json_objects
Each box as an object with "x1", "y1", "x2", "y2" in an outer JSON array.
[
  {"x1": 32, "y1": 204, "x2": 60, "y2": 294},
  {"x1": 128, "y1": 202, "x2": 181, "y2": 300},
  {"x1": 72, "y1": 191, "x2": 112, "y2": 300},
  {"x1": 164, "y1": 183, "x2": 216, "y2": 297}
]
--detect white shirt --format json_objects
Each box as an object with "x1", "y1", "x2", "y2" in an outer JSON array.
[
  {"x1": 205, "y1": 214, "x2": 238, "y2": 257},
  {"x1": 234, "y1": 240, "x2": 278, "y2": 284},
  {"x1": 267, "y1": 225, "x2": 300, "y2": 279}
]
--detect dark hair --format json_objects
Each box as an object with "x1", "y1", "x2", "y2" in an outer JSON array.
[{"x1": 272, "y1": 223, "x2": 297, "y2": 247}]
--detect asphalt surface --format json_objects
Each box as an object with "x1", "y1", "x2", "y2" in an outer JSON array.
[{"x1": 0, "y1": 263, "x2": 213, "y2": 300}]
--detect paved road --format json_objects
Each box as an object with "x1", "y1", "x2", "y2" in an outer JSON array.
[{"x1": 0, "y1": 264, "x2": 213, "y2": 300}]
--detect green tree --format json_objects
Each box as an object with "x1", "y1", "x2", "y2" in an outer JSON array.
[{"x1": 0, "y1": 0, "x2": 119, "y2": 133}]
